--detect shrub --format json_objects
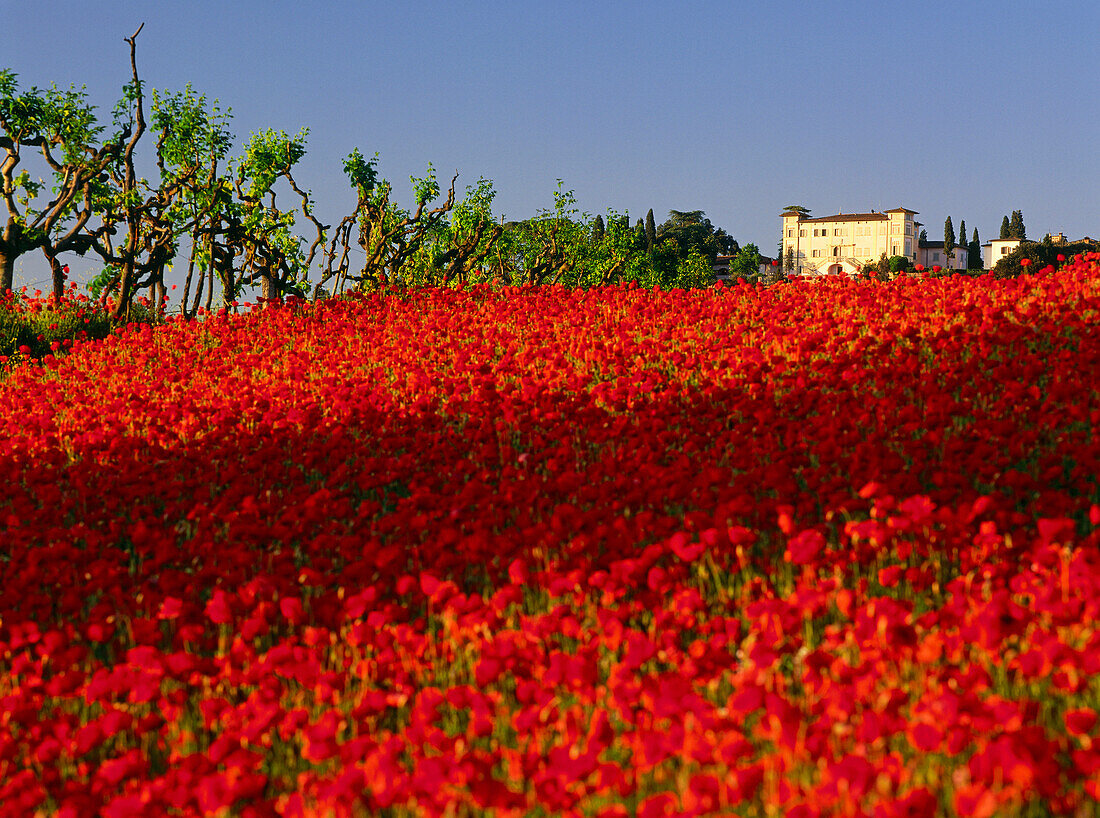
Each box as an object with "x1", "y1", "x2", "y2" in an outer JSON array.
[
  {"x1": 992, "y1": 240, "x2": 1099, "y2": 278},
  {"x1": 0, "y1": 288, "x2": 114, "y2": 366},
  {"x1": 888, "y1": 255, "x2": 910, "y2": 273}
]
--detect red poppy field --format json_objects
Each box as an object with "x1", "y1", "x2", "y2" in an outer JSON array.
[{"x1": 2, "y1": 260, "x2": 1100, "y2": 817}]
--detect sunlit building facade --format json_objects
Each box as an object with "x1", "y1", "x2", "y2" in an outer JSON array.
[{"x1": 780, "y1": 208, "x2": 920, "y2": 275}]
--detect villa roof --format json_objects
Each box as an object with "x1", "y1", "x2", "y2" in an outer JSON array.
[
  {"x1": 799, "y1": 212, "x2": 888, "y2": 223},
  {"x1": 782, "y1": 207, "x2": 919, "y2": 223},
  {"x1": 919, "y1": 241, "x2": 966, "y2": 250}
]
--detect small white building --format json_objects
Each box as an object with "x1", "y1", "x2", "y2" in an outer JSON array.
[{"x1": 982, "y1": 238, "x2": 1022, "y2": 270}]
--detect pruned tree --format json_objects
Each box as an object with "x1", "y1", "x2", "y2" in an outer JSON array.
[
  {"x1": 85, "y1": 25, "x2": 237, "y2": 319},
  {"x1": 151, "y1": 85, "x2": 234, "y2": 318},
  {"x1": 497, "y1": 184, "x2": 585, "y2": 286},
  {"x1": 227, "y1": 127, "x2": 321, "y2": 301},
  {"x1": 0, "y1": 65, "x2": 125, "y2": 297},
  {"x1": 83, "y1": 24, "x2": 179, "y2": 319},
  {"x1": 314, "y1": 151, "x2": 472, "y2": 294},
  {"x1": 427, "y1": 176, "x2": 504, "y2": 286}
]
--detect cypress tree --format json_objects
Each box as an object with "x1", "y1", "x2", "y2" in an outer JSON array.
[
  {"x1": 969, "y1": 227, "x2": 982, "y2": 269},
  {"x1": 1000, "y1": 216, "x2": 1011, "y2": 239},
  {"x1": 1010, "y1": 210, "x2": 1026, "y2": 240},
  {"x1": 944, "y1": 217, "x2": 956, "y2": 268},
  {"x1": 645, "y1": 209, "x2": 657, "y2": 251},
  {"x1": 592, "y1": 214, "x2": 605, "y2": 244}
]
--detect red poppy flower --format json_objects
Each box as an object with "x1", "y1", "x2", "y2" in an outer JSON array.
[
  {"x1": 1066, "y1": 708, "x2": 1097, "y2": 736},
  {"x1": 786, "y1": 529, "x2": 825, "y2": 565}
]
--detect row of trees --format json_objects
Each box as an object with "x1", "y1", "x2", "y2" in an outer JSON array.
[
  {"x1": 940, "y1": 216, "x2": 983, "y2": 270},
  {"x1": 1000, "y1": 211, "x2": 1027, "y2": 240},
  {"x1": 943, "y1": 210, "x2": 1028, "y2": 270},
  {"x1": 1, "y1": 29, "x2": 747, "y2": 321}
]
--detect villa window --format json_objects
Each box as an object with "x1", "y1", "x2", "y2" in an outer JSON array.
[{"x1": 812, "y1": 249, "x2": 822, "y2": 258}]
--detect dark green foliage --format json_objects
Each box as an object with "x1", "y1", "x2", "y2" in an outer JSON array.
[
  {"x1": 1001, "y1": 216, "x2": 1011, "y2": 239},
  {"x1": 1009, "y1": 210, "x2": 1027, "y2": 241},
  {"x1": 944, "y1": 217, "x2": 956, "y2": 268},
  {"x1": 645, "y1": 209, "x2": 656, "y2": 251},
  {"x1": 728, "y1": 243, "x2": 763, "y2": 280},
  {"x1": 0, "y1": 296, "x2": 115, "y2": 361},
  {"x1": 591, "y1": 214, "x2": 605, "y2": 244},
  {"x1": 864, "y1": 252, "x2": 891, "y2": 280},
  {"x1": 968, "y1": 228, "x2": 982, "y2": 270},
  {"x1": 888, "y1": 255, "x2": 910, "y2": 273},
  {"x1": 655, "y1": 210, "x2": 732, "y2": 264},
  {"x1": 0, "y1": 67, "x2": 122, "y2": 296},
  {"x1": 342, "y1": 148, "x2": 379, "y2": 197},
  {"x1": 713, "y1": 228, "x2": 738, "y2": 256},
  {"x1": 992, "y1": 240, "x2": 1095, "y2": 278}
]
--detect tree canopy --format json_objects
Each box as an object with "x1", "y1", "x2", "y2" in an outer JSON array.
[{"x1": 655, "y1": 210, "x2": 737, "y2": 262}]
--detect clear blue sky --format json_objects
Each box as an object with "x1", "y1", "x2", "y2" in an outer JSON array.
[{"x1": 3, "y1": 0, "x2": 1098, "y2": 288}]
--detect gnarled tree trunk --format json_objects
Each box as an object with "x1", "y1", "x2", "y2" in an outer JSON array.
[{"x1": 0, "y1": 247, "x2": 13, "y2": 293}]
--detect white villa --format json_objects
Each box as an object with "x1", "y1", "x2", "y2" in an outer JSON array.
[{"x1": 780, "y1": 208, "x2": 921, "y2": 276}]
